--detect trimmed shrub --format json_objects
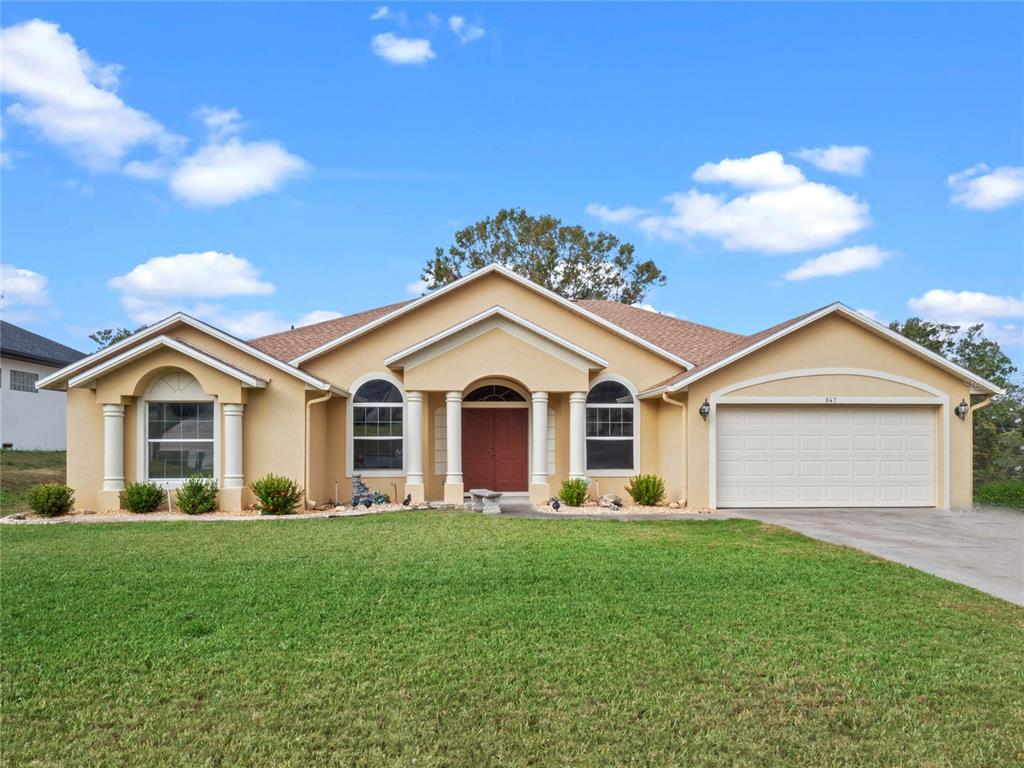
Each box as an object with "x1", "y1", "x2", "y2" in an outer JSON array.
[
  {"x1": 26, "y1": 483, "x2": 75, "y2": 517},
  {"x1": 559, "y1": 478, "x2": 589, "y2": 507},
  {"x1": 175, "y1": 477, "x2": 219, "y2": 515},
  {"x1": 625, "y1": 474, "x2": 666, "y2": 506},
  {"x1": 975, "y1": 480, "x2": 1024, "y2": 510},
  {"x1": 120, "y1": 482, "x2": 165, "y2": 514},
  {"x1": 250, "y1": 474, "x2": 303, "y2": 516}
]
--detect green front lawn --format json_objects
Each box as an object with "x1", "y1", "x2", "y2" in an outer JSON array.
[
  {"x1": 0, "y1": 450, "x2": 65, "y2": 514},
  {"x1": 2, "y1": 513, "x2": 1021, "y2": 766}
]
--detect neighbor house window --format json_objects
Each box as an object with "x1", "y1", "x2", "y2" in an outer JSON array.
[
  {"x1": 10, "y1": 370, "x2": 38, "y2": 393},
  {"x1": 352, "y1": 379, "x2": 403, "y2": 471},
  {"x1": 147, "y1": 402, "x2": 214, "y2": 479},
  {"x1": 586, "y1": 380, "x2": 635, "y2": 471}
]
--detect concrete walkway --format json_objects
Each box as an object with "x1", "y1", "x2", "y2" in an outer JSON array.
[{"x1": 731, "y1": 506, "x2": 1024, "y2": 606}]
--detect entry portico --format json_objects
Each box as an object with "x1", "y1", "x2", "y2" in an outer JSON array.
[{"x1": 384, "y1": 306, "x2": 605, "y2": 503}]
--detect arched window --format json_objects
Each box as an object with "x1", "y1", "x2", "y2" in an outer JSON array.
[
  {"x1": 464, "y1": 385, "x2": 526, "y2": 402},
  {"x1": 585, "y1": 379, "x2": 635, "y2": 472},
  {"x1": 145, "y1": 371, "x2": 215, "y2": 481},
  {"x1": 352, "y1": 379, "x2": 403, "y2": 471}
]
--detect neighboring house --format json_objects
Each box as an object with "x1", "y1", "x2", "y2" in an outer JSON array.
[
  {"x1": 1, "y1": 321, "x2": 87, "y2": 451},
  {"x1": 38, "y1": 265, "x2": 1002, "y2": 512}
]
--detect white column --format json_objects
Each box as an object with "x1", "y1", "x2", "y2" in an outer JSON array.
[
  {"x1": 102, "y1": 403, "x2": 125, "y2": 491},
  {"x1": 444, "y1": 391, "x2": 463, "y2": 504},
  {"x1": 405, "y1": 392, "x2": 424, "y2": 492},
  {"x1": 569, "y1": 391, "x2": 587, "y2": 480},
  {"x1": 531, "y1": 392, "x2": 549, "y2": 486},
  {"x1": 445, "y1": 391, "x2": 462, "y2": 485},
  {"x1": 222, "y1": 403, "x2": 244, "y2": 489}
]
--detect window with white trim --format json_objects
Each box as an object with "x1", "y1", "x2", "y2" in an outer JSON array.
[
  {"x1": 352, "y1": 379, "x2": 403, "y2": 471},
  {"x1": 10, "y1": 369, "x2": 38, "y2": 393},
  {"x1": 586, "y1": 380, "x2": 635, "y2": 471},
  {"x1": 147, "y1": 402, "x2": 215, "y2": 479}
]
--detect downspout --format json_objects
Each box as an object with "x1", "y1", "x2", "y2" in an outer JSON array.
[
  {"x1": 662, "y1": 393, "x2": 687, "y2": 505},
  {"x1": 305, "y1": 390, "x2": 334, "y2": 509},
  {"x1": 970, "y1": 395, "x2": 993, "y2": 414}
]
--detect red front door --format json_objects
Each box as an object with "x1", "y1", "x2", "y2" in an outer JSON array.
[{"x1": 461, "y1": 408, "x2": 528, "y2": 491}]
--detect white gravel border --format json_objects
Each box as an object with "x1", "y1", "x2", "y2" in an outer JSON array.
[{"x1": 1, "y1": 503, "x2": 459, "y2": 525}]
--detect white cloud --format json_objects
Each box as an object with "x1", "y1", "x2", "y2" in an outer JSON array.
[
  {"x1": 108, "y1": 251, "x2": 274, "y2": 299},
  {"x1": 196, "y1": 106, "x2": 242, "y2": 141},
  {"x1": 0, "y1": 19, "x2": 182, "y2": 170},
  {"x1": 370, "y1": 6, "x2": 390, "y2": 20},
  {"x1": 0, "y1": 264, "x2": 50, "y2": 312},
  {"x1": 907, "y1": 289, "x2": 1024, "y2": 348},
  {"x1": 406, "y1": 278, "x2": 429, "y2": 296},
  {"x1": 784, "y1": 245, "x2": 892, "y2": 281},
  {"x1": 692, "y1": 151, "x2": 805, "y2": 189},
  {"x1": 169, "y1": 138, "x2": 307, "y2": 207},
  {"x1": 640, "y1": 182, "x2": 869, "y2": 253},
  {"x1": 794, "y1": 145, "x2": 871, "y2": 176},
  {"x1": 449, "y1": 16, "x2": 485, "y2": 44},
  {"x1": 371, "y1": 33, "x2": 436, "y2": 65},
  {"x1": 947, "y1": 164, "x2": 1024, "y2": 211},
  {"x1": 632, "y1": 303, "x2": 676, "y2": 318},
  {"x1": 296, "y1": 310, "x2": 343, "y2": 326},
  {"x1": 122, "y1": 158, "x2": 172, "y2": 180},
  {"x1": 908, "y1": 289, "x2": 1024, "y2": 320},
  {"x1": 585, "y1": 203, "x2": 648, "y2": 224},
  {"x1": 855, "y1": 308, "x2": 880, "y2": 322}
]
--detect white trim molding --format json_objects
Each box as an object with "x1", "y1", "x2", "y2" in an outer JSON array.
[
  {"x1": 69, "y1": 335, "x2": 267, "y2": 390},
  {"x1": 384, "y1": 306, "x2": 608, "y2": 371},
  {"x1": 37, "y1": 312, "x2": 344, "y2": 395},
  {"x1": 706, "y1": 368, "x2": 951, "y2": 510},
  {"x1": 640, "y1": 303, "x2": 1004, "y2": 398},
  {"x1": 290, "y1": 264, "x2": 693, "y2": 369}
]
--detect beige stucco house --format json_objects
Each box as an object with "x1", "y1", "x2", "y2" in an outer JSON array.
[{"x1": 39, "y1": 265, "x2": 1002, "y2": 512}]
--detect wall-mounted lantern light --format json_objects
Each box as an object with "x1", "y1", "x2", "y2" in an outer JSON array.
[
  {"x1": 699, "y1": 398, "x2": 711, "y2": 421},
  {"x1": 955, "y1": 399, "x2": 969, "y2": 421}
]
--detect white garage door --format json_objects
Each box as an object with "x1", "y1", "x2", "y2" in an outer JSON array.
[{"x1": 716, "y1": 405, "x2": 936, "y2": 508}]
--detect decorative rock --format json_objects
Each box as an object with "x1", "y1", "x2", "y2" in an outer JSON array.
[
  {"x1": 351, "y1": 474, "x2": 374, "y2": 508},
  {"x1": 668, "y1": 501, "x2": 680, "y2": 510},
  {"x1": 598, "y1": 494, "x2": 621, "y2": 508},
  {"x1": 584, "y1": 500, "x2": 599, "y2": 507}
]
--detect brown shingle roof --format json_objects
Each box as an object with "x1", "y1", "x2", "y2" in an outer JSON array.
[
  {"x1": 246, "y1": 291, "x2": 828, "y2": 391},
  {"x1": 248, "y1": 300, "x2": 413, "y2": 362},
  {"x1": 575, "y1": 300, "x2": 743, "y2": 367},
  {"x1": 646, "y1": 304, "x2": 831, "y2": 391},
  {"x1": 247, "y1": 296, "x2": 745, "y2": 366}
]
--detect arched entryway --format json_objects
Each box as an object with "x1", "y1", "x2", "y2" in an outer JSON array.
[{"x1": 461, "y1": 381, "x2": 529, "y2": 491}]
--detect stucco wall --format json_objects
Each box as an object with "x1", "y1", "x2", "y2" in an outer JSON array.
[
  {"x1": 65, "y1": 340, "x2": 308, "y2": 511},
  {"x1": 302, "y1": 272, "x2": 682, "y2": 392},
  {"x1": 682, "y1": 314, "x2": 974, "y2": 509}
]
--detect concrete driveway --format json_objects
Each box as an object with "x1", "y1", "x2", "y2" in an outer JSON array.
[{"x1": 732, "y1": 507, "x2": 1024, "y2": 606}]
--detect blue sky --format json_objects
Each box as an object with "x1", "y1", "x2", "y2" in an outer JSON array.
[{"x1": 2, "y1": 2, "x2": 1022, "y2": 366}]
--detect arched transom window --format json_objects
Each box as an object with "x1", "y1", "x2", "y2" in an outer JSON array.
[
  {"x1": 464, "y1": 385, "x2": 526, "y2": 402},
  {"x1": 352, "y1": 379, "x2": 404, "y2": 471},
  {"x1": 585, "y1": 379, "x2": 635, "y2": 471},
  {"x1": 145, "y1": 371, "x2": 215, "y2": 481}
]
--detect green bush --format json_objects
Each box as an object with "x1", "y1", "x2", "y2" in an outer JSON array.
[
  {"x1": 625, "y1": 474, "x2": 666, "y2": 506},
  {"x1": 120, "y1": 482, "x2": 165, "y2": 514},
  {"x1": 175, "y1": 477, "x2": 219, "y2": 515},
  {"x1": 250, "y1": 474, "x2": 303, "y2": 516},
  {"x1": 558, "y1": 478, "x2": 590, "y2": 507},
  {"x1": 975, "y1": 480, "x2": 1024, "y2": 510},
  {"x1": 26, "y1": 483, "x2": 75, "y2": 517}
]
